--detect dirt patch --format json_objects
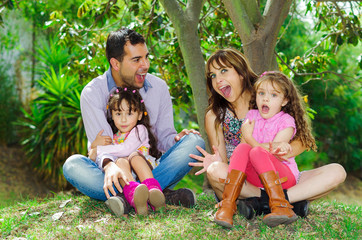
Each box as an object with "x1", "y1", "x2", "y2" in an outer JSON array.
[{"x1": 0, "y1": 145, "x2": 50, "y2": 207}]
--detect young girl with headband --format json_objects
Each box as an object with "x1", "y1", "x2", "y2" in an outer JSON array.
[
  {"x1": 214, "y1": 71, "x2": 317, "y2": 228},
  {"x1": 89, "y1": 86, "x2": 165, "y2": 216}
]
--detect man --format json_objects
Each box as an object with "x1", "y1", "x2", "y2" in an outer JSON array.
[{"x1": 63, "y1": 27, "x2": 205, "y2": 217}]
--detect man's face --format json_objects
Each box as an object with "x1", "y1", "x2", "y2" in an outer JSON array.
[{"x1": 118, "y1": 42, "x2": 150, "y2": 88}]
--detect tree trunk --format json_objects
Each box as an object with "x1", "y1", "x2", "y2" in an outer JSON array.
[
  {"x1": 160, "y1": 0, "x2": 212, "y2": 192},
  {"x1": 222, "y1": 0, "x2": 293, "y2": 74},
  {"x1": 159, "y1": 0, "x2": 209, "y2": 149}
]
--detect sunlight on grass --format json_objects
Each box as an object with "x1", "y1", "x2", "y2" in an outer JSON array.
[
  {"x1": 174, "y1": 172, "x2": 205, "y2": 194},
  {"x1": 1, "y1": 192, "x2": 360, "y2": 239}
]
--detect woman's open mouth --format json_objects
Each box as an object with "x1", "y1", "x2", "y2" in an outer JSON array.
[{"x1": 219, "y1": 85, "x2": 231, "y2": 98}]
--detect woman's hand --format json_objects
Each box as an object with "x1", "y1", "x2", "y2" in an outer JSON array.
[
  {"x1": 278, "y1": 142, "x2": 292, "y2": 154},
  {"x1": 103, "y1": 162, "x2": 130, "y2": 199},
  {"x1": 175, "y1": 129, "x2": 201, "y2": 142},
  {"x1": 189, "y1": 145, "x2": 222, "y2": 175},
  {"x1": 91, "y1": 130, "x2": 112, "y2": 149},
  {"x1": 268, "y1": 142, "x2": 292, "y2": 162}
]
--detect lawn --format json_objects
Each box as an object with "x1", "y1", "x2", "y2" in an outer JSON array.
[{"x1": 0, "y1": 191, "x2": 360, "y2": 239}]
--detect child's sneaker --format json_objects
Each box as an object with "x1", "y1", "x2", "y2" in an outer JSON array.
[
  {"x1": 123, "y1": 181, "x2": 149, "y2": 216},
  {"x1": 105, "y1": 193, "x2": 131, "y2": 217},
  {"x1": 142, "y1": 178, "x2": 165, "y2": 211}
]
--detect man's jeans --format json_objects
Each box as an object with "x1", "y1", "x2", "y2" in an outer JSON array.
[{"x1": 63, "y1": 133, "x2": 205, "y2": 201}]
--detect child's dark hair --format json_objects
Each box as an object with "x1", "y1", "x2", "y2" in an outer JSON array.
[
  {"x1": 249, "y1": 71, "x2": 317, "y2": 151},
  {"x1": 107, "y1": 86, "x2": 162, "y2": 159}
]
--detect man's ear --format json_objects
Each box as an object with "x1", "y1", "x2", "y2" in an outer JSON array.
[{"x1": 110, "y1": 58, "x2": 120, "y2": 71}]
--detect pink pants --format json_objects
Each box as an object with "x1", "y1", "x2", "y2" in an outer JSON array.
[{"x1": 228, "y1": 143, "x2": 296, "y2": 189}]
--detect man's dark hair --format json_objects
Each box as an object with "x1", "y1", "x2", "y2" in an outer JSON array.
[{"x1": 106, "y1": 27, "x2": 145, "y2": 64}]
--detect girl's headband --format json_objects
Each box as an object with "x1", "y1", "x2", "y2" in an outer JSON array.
[
  {"x1": 107, "y1": 87, "x2": 140, "y2": 102},
  {"x1": 260, "y1": 71, "x2": 275, "y2": 78},
  {"x1": 106, "y1": 87, "x2": 147, "y2": 116}
]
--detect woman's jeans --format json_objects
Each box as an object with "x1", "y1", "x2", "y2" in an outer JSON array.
[{"x1": 63, "y1": 133, "x2": 205, "y2": 201}]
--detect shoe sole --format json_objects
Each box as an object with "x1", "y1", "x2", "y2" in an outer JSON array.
[
  {"x1": 105, "y1": 197, "x2": 124, "y2": 217},
  {"x1": 214, "y1": 218, "x2": 233, "y2": 228},
  {"x1": 133, "y1": 184, "x2": 149, "y2": 216},
  {"x1": 188, "y1": 188, "x2": 197, "y2": 207},
  {"x1": 149, "y1": 189, "x2": 165, "y2": 211},
  {"x1": 263, "y1": 214, "x2": 298, "y2": 227}
]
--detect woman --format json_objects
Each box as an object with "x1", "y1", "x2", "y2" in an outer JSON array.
[{"x1": 189, "y1": 48, "x2": 346, "y2": 219}]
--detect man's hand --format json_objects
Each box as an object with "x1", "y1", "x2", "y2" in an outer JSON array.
[
  {"x1": 103, "y1": 162, "x2": 130, "y2": 199},
  {"x1": 189, "y1": 145, "x2": 222, "y2": 175},
  {"x1": 91, "y1": 130, "x2": 112, "y2": 149},
  {"x1": 175, "y1": 129, "x2": 201, "y2": 142}
]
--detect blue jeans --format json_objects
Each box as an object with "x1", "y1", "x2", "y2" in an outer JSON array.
[{"x1": 63, "y1": 133, "x2": 205, "y2": 201}]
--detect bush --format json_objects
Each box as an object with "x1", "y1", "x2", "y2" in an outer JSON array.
[
  {"x1": 0, "y1": 60, "x2": 20, "y2": 145},
  {"x1": 18, "y1": 67, "x2": 87, "y2": 189}
]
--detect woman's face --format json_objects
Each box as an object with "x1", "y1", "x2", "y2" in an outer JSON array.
[{"x1": 209, "y1": 60, "x2": 244, "y2": 104}]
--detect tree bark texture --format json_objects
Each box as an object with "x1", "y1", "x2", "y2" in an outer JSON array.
[
  {"x1": 222, "y1": 0, "x2": 293, "y2": 74},
  {"x1": 160, "y1": 0, "x2": 293, "y2": 144},
  {"x1": 159, "y1": 0, "x2": 209, "y2": 148}
]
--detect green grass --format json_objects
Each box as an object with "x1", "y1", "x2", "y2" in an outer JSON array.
[
  {"x1": 174, "y1": 172, "x2": 205, "y2": 194},
  {"x1": 0, "y1": 192, "x2": 361, "y2": 239}
]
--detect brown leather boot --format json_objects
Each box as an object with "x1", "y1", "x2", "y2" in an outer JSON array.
[
  {"x1": 259, "y1": 171, "x2": 298, "y2": 227},
  {"x1": 214, "y1": 169, "x2": 246, "y2": 228}
]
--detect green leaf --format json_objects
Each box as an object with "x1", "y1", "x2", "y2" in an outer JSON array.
[{"x1": 337, "y1": 35, "x2": 344, "y2": 45}]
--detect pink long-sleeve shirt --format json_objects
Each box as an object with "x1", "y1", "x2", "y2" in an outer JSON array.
[
  {"x1": 246, "y1": 109, "x2": 300, "y2": 181},
  {"x1": 96, "y1": 124, "x2": 152, "y2": 169}
]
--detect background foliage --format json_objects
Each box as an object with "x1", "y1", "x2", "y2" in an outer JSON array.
[{"x1": 0, "y1": 0, "x2": 360, "y2": 189}]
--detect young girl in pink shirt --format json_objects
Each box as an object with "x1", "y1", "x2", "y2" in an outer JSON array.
[
  {"x1": 89, "y1": 86, "x2": 165, "y2": 216},
  {"x1": 214, "y1": 71, "x2": 317, "y2": 228}
]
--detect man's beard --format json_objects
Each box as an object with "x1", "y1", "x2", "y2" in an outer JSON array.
[{"x1": 118, "y1": 72, "x2": 137, "y2": 88}]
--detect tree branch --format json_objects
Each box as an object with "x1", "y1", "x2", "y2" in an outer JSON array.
[
  {"x1": 92, "y1": 0, "x2": 117, "y2": 28},
  {"x1": 274, "y1": 50, "x2": 355, "y2": 85},
  {"x1": 275, "y1": 1, "x2": 296, "y2": 46},
  {"x1": 186, "y1": 0, "x2": 205, "y2": 22},
  {"x1": 304, "y1": 30, "x2": 343, "y2": 58},
  {"x1": 160, "y1": 0, "x2": 184, "y2": 22},
  {"x1": 239, "y1": 0, "x2": 262, "y2": 25},
  {"x1": 145, "y1": 0, "x2": 157, "y2": 44},
  {"x1": 262, "y1": 0, "x2": 293, "y2": 36},
  {"x1": 222, "y1": 0, "x2": 254, "y2": 42}
]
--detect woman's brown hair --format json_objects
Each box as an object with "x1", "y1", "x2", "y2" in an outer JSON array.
[{"x1": 205, "y1": 48, "x2": 258, "y2": 131}]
